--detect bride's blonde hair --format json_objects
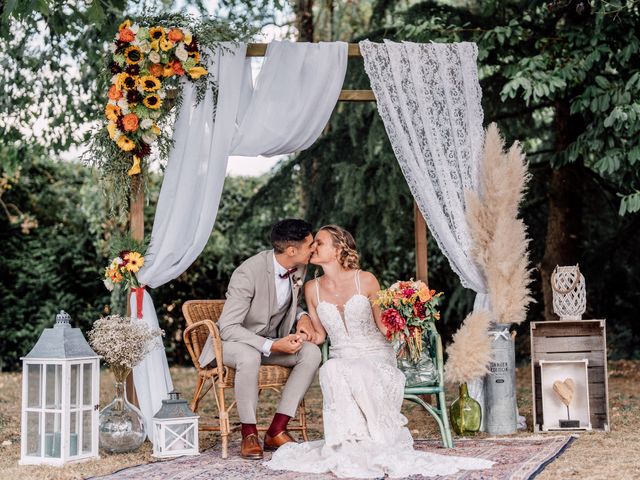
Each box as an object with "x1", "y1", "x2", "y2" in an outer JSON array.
[{"x1": 319, "y1": 225, "x2": 360, "y2": 270}]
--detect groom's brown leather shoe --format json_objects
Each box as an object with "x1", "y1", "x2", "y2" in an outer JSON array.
[
  {"x1": 240, "y1": 433, "x2": 263, "y2": 459},
  {"x1": 264, "y1": 431, "x2": 297, "y2": 451}
]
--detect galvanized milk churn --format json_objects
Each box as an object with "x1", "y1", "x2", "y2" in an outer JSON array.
[{"x1": 483, "y1": 323, "x2": 517, "y2": 435}]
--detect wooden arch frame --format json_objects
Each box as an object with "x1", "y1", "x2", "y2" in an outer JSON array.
[{"x1": 126, "y1": 41, "x2": 430, "y2": 397}]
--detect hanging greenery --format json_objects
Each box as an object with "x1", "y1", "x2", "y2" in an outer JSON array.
[{"x1": 85, "y1": 13, "x2": 257, "y2": 217}]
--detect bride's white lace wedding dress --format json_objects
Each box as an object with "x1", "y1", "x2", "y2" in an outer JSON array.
[{"x1": 264, "y1": 270, "x2": 494, "y2": 478}]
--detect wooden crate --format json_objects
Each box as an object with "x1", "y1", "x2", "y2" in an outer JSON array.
[{"x1": 530, "y1": 320, "x2": 610, "y2": 432}]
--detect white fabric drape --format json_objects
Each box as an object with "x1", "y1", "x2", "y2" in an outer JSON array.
[
  {"x1": 359, "y1": 39, "x2": 490, "y2": 422},
  {"x1": 130, "y1": 40, "x2": 348, "y2": 436}
]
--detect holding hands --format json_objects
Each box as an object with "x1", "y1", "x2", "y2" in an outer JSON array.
[
  {"x1": 271, "y1": 334, "x2": 305, "y2": 354},
  {"x1": 271, "y1": 314, "x2": 318, "y2": 354}
]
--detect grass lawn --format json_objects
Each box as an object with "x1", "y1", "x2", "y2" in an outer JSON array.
[{"x1": 0, "y1": 361, "x2": 638, "y2": 479}]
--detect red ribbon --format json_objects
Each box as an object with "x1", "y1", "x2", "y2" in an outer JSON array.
[{"x1": 131, "y1": 286, "x2": 145, "y2": 319}]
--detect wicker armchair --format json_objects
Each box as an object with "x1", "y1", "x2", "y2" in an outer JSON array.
[{"x1": 182, "y1": 300, "x2": 309, "y2": 459}]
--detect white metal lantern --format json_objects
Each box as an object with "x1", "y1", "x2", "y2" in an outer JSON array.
[
  {"x1": 20, "y1": 311, "x2": 100, "y2": 466},
  {"x1": 152, "y1": 391, "x2": 199, "y2": 458}
]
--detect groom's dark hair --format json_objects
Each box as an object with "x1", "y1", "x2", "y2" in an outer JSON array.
[{"x1": 271, "y1": 219, "x2": 313, "y2": 253}]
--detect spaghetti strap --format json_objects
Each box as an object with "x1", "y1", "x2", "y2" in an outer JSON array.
[
  {"x1": 315, "y1": 277, "x2": 321, "y2": 303},
  {"x1": 355, "y1": 269, "x2": 361, "y2": 295}
]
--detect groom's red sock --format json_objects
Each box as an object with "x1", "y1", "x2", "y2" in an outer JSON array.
[
  {"x1": 241, "y1": 423, "x2": 258, "y2": 438},
  {"x1": 267, "y1": 413, "x2": 291, "y2": 437}
]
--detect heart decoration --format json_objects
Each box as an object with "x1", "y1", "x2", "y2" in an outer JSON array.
[{"x1": 552, "y1": 378, "x2": 575, "y2": 406}]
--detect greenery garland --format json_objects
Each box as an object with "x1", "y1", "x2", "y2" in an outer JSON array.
[{"x1": 85, "y1": 13, "x2": 258, "y2": 218}]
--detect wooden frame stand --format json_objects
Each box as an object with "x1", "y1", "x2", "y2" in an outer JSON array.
[{"x1": 530, "y1": 319, "x2": 610, "y2": 432}]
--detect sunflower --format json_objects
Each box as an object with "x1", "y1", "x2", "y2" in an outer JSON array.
[
  {"x1": 124, "y1": 46, "x2": 143, "y2": 65},
  {"x1": 149, "y1": 26, "x2": 165, "y2": 41},
  {"x1": 116, "y1": 136, "x2": 136, "y2": 152},
  {"x1": 107, "y1": 122, "x2": 119, "y2": 140},
  {"x1": 105, "y1": 103, "x2": 121, "y2": 121},
  {"x1": 143, "y1": 93, "x2": 162, "y2": 110},
  {"x1": 124, "y1": 251, "x2": 145, "y2": 272},
  {"x1": 140, "y1": 75, "x2": 161, "y2": 92},
  {"x1": 119, "y1": 73, "x2": 138, "y2": 91},
  {"x1": 118, "y1": 19, "x2": 131, "y2": 31},
  {"x1": 187, "y1": 51, "x2": 200, "y2": 63},
  {"x1": 159, "y1": 37, "x2": 174, "y2": 52}
]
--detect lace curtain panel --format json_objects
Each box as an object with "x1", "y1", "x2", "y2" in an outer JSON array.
[{"x1": 359, "y1": 39, "x2": 490, "y2": 420}]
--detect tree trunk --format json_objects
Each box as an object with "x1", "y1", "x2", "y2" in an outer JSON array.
[
  {"x1": 296, "y1": 0, "x2": 314, "y2": 42},
  {"x1": 540, "y1": 100, "x2": 583, "y2": 321}
]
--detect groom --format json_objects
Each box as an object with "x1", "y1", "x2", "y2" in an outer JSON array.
[{"x1": 199, "y1": 219, "x2": 321, "y2": 460}]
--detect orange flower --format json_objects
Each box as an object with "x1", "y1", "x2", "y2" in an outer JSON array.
[
  {"x1": 108, "y1": 85, "x2": 122, "y2": 100},
  {"x1": 188, "y1": 51, "x2": 200, "y2": 63},
  {"x1": 149, "y1": 63, "x2": 164, "y2": 77},
  {"x1": 162, "y1": 64, "x2": 174, "y2": 77},
  {"x1": 119, "y1": 28, "x2": 135, "y2": 43},
  {"x1": 105, "y1": 104, "x2": 121, "y2": 121},
  {"x1": 167, "y1": 28, "x2": 183, "y2": 42},
  {"x1": 106, "y1": 266, "x2": 123, "y2": 283},
  {"x1": 418, "y1": 287, "x2": 432, "y2": 302},
  {"x1": 122, "y1": 113, "x2": 139, "y2": 132},
  {"x1": 171, "y1": 60, "x2": 185, "y2": 76}
]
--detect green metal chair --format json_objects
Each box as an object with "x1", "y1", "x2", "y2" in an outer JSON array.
[{"x1": 321, "y1": 323, "x2": 454, "y2": 448}]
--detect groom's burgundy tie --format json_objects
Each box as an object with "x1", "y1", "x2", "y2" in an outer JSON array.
[{"x1": 279, "y1": 267, "x2": 297, "y2": 279}]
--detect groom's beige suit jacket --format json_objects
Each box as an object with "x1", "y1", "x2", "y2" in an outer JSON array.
[{"x1": 198, "y1": 249, "x2": 305, "y2": 366}]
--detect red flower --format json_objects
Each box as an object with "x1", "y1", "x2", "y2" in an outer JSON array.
[
  {"x1": 119, "y1": 250, "x2": 130, "y2": 265},
  {"x1": 381, "y1": 308, "x2": 406, "y2": 335},
  {"x1": 401, "y1": 288, "x2": 415, "y2": 298},
  {"x1": 413, "y1": 301, "x2": 426, "y2": 319}
]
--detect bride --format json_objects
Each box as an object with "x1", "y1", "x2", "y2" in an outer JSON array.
[{"x1": 264, "y1": 225, "x2": 494, "y2": 478}]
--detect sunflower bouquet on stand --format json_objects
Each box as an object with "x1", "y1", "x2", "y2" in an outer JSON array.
[{"x1": 375, "y1": 280, "x2": 444, "y2": 386}]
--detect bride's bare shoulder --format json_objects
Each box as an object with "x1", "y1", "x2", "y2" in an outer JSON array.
[
  {"x1": 358, "y1": 270, "x2": 381, "y2": 290},
  {"x1": 304, "y1": 276, "x2": 322, "y2": 291}
]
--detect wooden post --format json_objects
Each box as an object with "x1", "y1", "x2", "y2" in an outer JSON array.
[
  {"x1": 126, "y1": 174, "x2": 144, "y2": 406},
  {"x1": 414, "y1": 201, "x2": 428, "y2": 286}
]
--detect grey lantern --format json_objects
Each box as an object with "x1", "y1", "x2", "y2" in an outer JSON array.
[
  {"x1": 20, "y1": 311, "x2": 100, "y2": 466},
  {"x1": 152, "y1": 390, "x2": 199, "y2": 458}
]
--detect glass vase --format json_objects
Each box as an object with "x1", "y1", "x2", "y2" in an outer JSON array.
[
  {"x1": 395, "y1": 331, "x2": 438, "y2": 387},
  {"x1": 99, "y1": 367, "x2": 146, "y2": 453},
  {"x1": 449, "y1": 382, "x2": 481, "y2": 435}
]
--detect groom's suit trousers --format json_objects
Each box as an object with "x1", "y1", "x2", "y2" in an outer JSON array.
[{"x1": 222, "y1": 340, "x2": 321, "y2": 424}]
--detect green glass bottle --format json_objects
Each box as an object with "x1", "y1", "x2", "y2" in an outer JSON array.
[{"x1": 449, "y1": 382, "x2": 481, "y2": 435}]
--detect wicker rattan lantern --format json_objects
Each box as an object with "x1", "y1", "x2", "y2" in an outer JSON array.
[{"x1": 551, "y1": 265, "x2": 587, "y2": 320}]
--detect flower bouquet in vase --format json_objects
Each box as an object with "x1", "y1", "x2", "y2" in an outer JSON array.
[
  {"x1": 88, "y1": 314, "x2": 163, "y2": 453},
  {"x1": 375, "y1": 280, "x2": 443, "y2": 387}
]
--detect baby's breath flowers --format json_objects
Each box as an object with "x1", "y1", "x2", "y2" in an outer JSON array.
[{"x1": 89, "y1": 314, "x2": 163, "y2": 382}]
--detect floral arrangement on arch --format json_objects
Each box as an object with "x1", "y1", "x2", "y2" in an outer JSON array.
[
  {"x1": 87, "y1": 14, "x2": 257, "y2": 215},
  {"x1": 374, "y1": 280, "x2": 443, "y2": 362},
  {"x1": 105, "y1": 19, "x2": 208, "y2": 177},
  {"x1": 104, "y1": 249, "x2": 145, "y2": 291}
]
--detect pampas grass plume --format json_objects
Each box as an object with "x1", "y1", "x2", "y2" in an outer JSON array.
[{"x1": 445, "y1": 310, "x2": 492, "y2": 384}]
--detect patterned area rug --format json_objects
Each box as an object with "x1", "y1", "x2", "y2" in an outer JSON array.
[{"x1": 90, "y1": 435, "x2": 574, "y2": 480}]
